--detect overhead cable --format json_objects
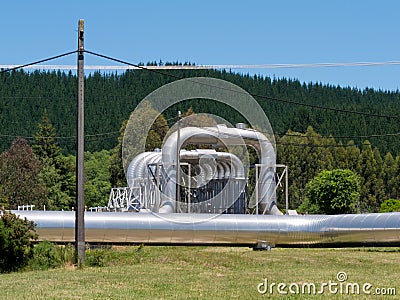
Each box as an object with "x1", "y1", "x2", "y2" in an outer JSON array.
[
  {"x1": 0, "y1": 51, "x2": 77, "y2": 74},
  {"x1": 84, "y1": 50, "x2": 400, "y2": 120}
]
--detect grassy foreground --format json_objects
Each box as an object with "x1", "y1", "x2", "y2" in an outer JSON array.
[{"x1": 0, "y1": 246, "x2": 399, "y2": 299}]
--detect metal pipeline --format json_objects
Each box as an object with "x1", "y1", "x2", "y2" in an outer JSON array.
[
  {"x1": 126, "y1": 149, "x2": 246, "y2": 213},
  {"x1": 127, "y1": 150, "x2": 240, "y2": 183},
  {"x1": 161, "y1": 125, "x2": 279, "y2": 214},
  {"x1": 13, "y1": 211, "x2": 400, "y2": 247}
]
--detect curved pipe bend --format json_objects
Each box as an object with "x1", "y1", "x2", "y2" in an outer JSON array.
[{"x1": 162, "y1": 125, "x2": 279, "y2": 214}]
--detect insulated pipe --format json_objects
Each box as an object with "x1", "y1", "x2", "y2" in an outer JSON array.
[
  {"x1": 135, "y1": 152, "x2": 160, "y2": 179},
  {"x1": 127, "y1": 149, "x2": 247, "y2": 213},
  {"x1": 161, "y1": 125, "x2": 278, "y2": 214},
  {"x1": 138, "y1": 150, "x2": 236, "y2": 181},
  {"x1": 219, "y1": 161, "x2": 231, "y2": 178},
  {"x1": 217, "y1": 162, "x2": 225, "y2": 179},
  {"x1": 126, "y1": 152, "x2": 154, "y2": 186},
  {"x1": 197, "y1": 165, "x2": 207, "y2": 187},
  {"x1": 179, "y1": 151, "x2": 204, "y2": 189},
  {"x1": 215, "y1": 151, "x2": 245, "y2": 178},
  {"x1": 180, "y1": 150, "x2": 243, "y2": 179},
  {"x1": 13, "y1": 211, "x2": 400, "y2": 247},
  {"x1": 179, "y1": 150, "x2": 245, "y2": 211},
  {"x1": 144, "y1": 153, "x2": 163, "y2": 178},
  {"x1": 180, "y1": 150, "x2": 216, "y2": 182},
  {"x1": 203, "y1": 161, "x2": 215, "y2": 181}
]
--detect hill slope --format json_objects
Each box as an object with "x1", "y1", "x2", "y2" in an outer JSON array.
[{"x1": 0, "y1": 68, "x2": 399, "y2": 155}]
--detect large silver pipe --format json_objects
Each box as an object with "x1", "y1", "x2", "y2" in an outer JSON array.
[
  {"x1": 180, "y1": 150, "x2": 243, "y2": 180},
  {"x1": 161, "y1": 125, "x2": 278, "y2": 214},
  {"x1": 126, "y1": 152, "x2": 148, "y2": 185},
  {"x1": 219, "y1": 161, "x2": 231, "y2": 178},
  {"x1": 135, "y1": 149, "x2": 245, "y2": 213},
  {"x1": 217, "y1": 162, "x2": 225, "y2": 179},
  {"x1": 217, "y1": 151, "x2": 244, "y2": 178},
  {"x1": 130, "y1": 150, "x2": 239, "y2": 184},
  {"x1": 13, "y1": 211, "x2": 400, "y2": 247},
  {"x1": 135, "y1": 152, "x2": 159, "y2": 179}
]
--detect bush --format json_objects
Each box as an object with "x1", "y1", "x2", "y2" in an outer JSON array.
[
  {"x1": 0, "y1": 211, "x2": 37, "y2": 273},
  {"x1": 299, "y1": 169, "x2": 360, "y2": 214},
  {"x1": 28, "y1": 241, "x2": 76, "y2": 270},
  {"x1": 86, "y1": 249, "x2": 107, "y2": 267},
  {"x1": 380, "y1": 199, "x2": 400, "y2": 213},
  {"x1": 29, "y1": 241, "x2": 62, "y2": 270},
  {"x1": 59, "y1": 243, "x2": 76, "y2": 266}
]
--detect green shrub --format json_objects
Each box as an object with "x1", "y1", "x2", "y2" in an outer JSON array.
[
  {"x1": 299, "y1": 169, "x2": 360, "y2": 214},
  {"x1": 0, "y1": 211, "x2": 37, "y2": 273},
  {"x1": 59, "y1": 243, "x2": 76, "y2": 266},
  {"x1": 380, "y1": 199, "x2": 400, "y2": 213},
  {"x1": 86, "y1": 249, "x2": 107, "y2": 267},
  {"x1": 29, "y1": 241, "x2": 62, "y2": 270},
  {"x1": 28, "y1": 242, "x2": 76, "y2": 271}
]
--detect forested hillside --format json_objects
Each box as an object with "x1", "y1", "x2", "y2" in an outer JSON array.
[
  {"x1": 0, "y1": 67, "x2": 399, "y2": 155},
  {"x1": 0, "y1": 66, "x2": 399, "y2": 212}
]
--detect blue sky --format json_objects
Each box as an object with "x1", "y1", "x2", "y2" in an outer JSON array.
[{"x1": 1, "y1": 0, "x2": 399, "y2": 91}]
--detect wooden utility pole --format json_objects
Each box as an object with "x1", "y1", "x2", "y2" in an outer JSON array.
[{"x1": 75, "y1": 19, "x2": 85, "y2": 265}]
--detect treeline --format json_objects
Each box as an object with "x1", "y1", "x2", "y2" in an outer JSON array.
[
  {"x1": 0, "y1": 110, "x2": 399, "y2": 213},
  {"x1": 0, "y1": 67, "x2": 399, "y2": 156},
  {"x1": 276, "y1": 127, "x2": 400, "y2": 212},
  {"x1": 0, "y1": 112, "x2": 111, "y2": 211},
  {"x1": 0, "y1": 65, "x2": 399, "y2": 213}
]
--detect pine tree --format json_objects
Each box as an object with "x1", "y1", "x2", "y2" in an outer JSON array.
[
  {"x1": 32, "y1": 110, "x2": 74, "y2": 210},
  {"x1": 331, "y1": 141, "x2": 347, "y2": 169},
  {"x1": 358, "y1": 141, "x2": 379, "y2": 212},
  {"x1": 109, "y1": 119, "x2": 128, "y2": 187},
  {"x1": 383, "y1": 152, "x2": 397, "y2": 200},
  {"x1": 392, "y1": 155, "x2": 400, "y2": 199},
  {"x1": 373, "y1": 147, "x2": 385, "y2": 206},
  {"x1": 32, "y1": 109, "x2": 61, "y2": 163},
  {"x1": 345, "y1": 141, "x2": 361, "y2": 174},
  {"x1": 84, "y1": 150, "x2": 111, "y2": 207}
]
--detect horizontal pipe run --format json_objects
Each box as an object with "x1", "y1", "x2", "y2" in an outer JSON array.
[{"x1": 12, "y1": 211, "x2": 400, "y2": 247}]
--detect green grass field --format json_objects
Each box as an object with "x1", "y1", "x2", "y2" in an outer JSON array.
[{"x1": 0, "y1": 246, "x2": 399, "y2": 299}]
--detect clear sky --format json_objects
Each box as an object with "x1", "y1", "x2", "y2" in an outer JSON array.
[{"x1": 1, "y1": 0, "x2": 399, "y2": 91}]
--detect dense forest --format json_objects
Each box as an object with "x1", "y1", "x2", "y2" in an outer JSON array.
[
  {"x1": 0, "y1": 67, "x2": 399, "y2": 155},
  {"x1": 0, "y1": 66, "x2": 399, "y2": 213}
]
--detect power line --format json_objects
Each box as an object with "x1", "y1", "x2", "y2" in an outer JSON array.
[
  {"x1": 254, "y1": 94, "x2": 400, "y2": 119},
  {"x1": 1, "y1": 50, "x2": 399, "y2": 144},
  {"x1": 0, "y1": 131, "x2": 119, "y2": 141},
  {"x1": 275, "y1": 141, "x2": 373, "y2": 149},
  {"x1": 2, "y1": 61, "x2": 400, "y2": 71},
  {"x1": 0, "y1": 104, "x2": 397, "y2": 143},
  {"x1": 0, "y1": 51, "x2": 77, "y2": 74},
  {"x1": 84, "y1": 50, "x2": 400, "y2": 120},
  {"x1": 278, "y1": 132, "x2": 400, "y2": 140},
  {"x1": 1, "y1": 128, "x2": 398, "y2": 145},
  {"x1": 0, "y1": 115, "x2": 178, "y2": 141},
  {"x1": 1, "y1": 49, "x2": 399, "y2": 120},
  {"x1": 84, "y1": 50, "x2": 182, "y2": 80},
  {"x1": 192, "y1": 126, "x2": 398, "y2": 149}
]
